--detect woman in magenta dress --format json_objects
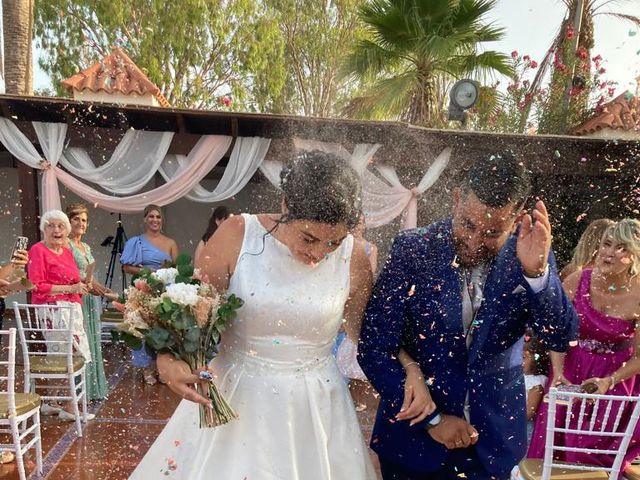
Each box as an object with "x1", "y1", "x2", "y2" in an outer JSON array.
[{"x1": 528, "y1": 218, "x2": 640, "y2": 471}]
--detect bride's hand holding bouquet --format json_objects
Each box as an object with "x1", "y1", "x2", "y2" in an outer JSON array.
[{"x1": 112, "y1": 253, "x2": 243, "y2": 427}]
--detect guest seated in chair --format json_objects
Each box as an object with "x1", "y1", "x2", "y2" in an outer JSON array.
[{"x1": 27, "y1": 210, "x2": 95, "y2": 422}]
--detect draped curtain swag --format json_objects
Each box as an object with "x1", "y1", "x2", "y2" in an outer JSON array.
[{"x1": 0, "y1": 118, "x2": 450, "y2": 228}]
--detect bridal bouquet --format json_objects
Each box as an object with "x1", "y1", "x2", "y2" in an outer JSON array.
[{"x1": 112, "y1": 254, "x2": 243, "y2": 427}]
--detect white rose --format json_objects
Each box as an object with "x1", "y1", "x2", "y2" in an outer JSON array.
[
  {"x1": 152, "y1": 267, "x2": 179, "y2": 285},
  {"x1": 164, "y1": 283, "x2": 200, "y2": 307}
]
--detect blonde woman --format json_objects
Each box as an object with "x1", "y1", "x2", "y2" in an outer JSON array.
[
  {"x1": 528, "y1": 218, "x2": 640, "y2": 472},
  {"x1": 120, "y1": 205, "x2": 178, "y2": 385},
  {"x1": 560, "y1": 218, "x2": 615, "y2": 281}
]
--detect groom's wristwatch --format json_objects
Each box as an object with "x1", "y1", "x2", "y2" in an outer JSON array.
[{"x1": 426, "y1": 413, "x2": 443, "y2": 430}]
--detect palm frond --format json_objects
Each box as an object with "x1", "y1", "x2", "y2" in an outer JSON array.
[
  {"x1": 594, "y1": 12, "x2": 640, "y2": 27},
  {"x1": 342, "y1": 71, "x2": 418, "y2": 120},
  {"x1": 341, "y1": 39, "x2": 402, "y2": 80},
  {"x1": 473, "y1": 24, "x2": 507, "y2": 43},
  {"x1": 453, "y1": 51, "x2": 513, "y2": 78}
]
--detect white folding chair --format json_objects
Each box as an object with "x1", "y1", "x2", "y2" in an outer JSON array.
[
  {"x1": 100, "y1": 307, "x2": 124, "y2": 344},
  {"x1": 0, "y1": 328, "x2": 43, "y2": 480},
  {"x1": 519, "y1": 387, "x2": 640, "y2": 480},
  {"x1": 13, "y1": 303, "x2": 89, "y2": 437}
]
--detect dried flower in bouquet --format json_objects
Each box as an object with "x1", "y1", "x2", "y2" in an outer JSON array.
[{"x1": 112, "y1": 253, "x2": 243, "y2": 427}]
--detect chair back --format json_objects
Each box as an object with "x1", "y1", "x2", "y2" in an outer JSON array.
[
  {"x1": 543, "y1": 387, "x2": 640, "y2": 480},
  {"x1": 0, "y1": 328, "x2": 18, "y2": 415},
  {"x1": 12, "y1": 303, "x2": 77, "y2": 376}
]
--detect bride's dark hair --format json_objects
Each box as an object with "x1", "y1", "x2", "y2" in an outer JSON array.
[{"x1": 280, "y1": 150, "x2": 362, "y2": 229}]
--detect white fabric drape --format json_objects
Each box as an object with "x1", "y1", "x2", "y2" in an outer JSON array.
[
  {"x1": 60, "y1": 130, "x2": 174, "y2": 195},
  {"x1": 0, "y1": 118, "x2": 68, "y2": 211},
  {"x1": 55, "y1": 135, "x2": 232, "y2": 213},
  {"x1": 293, "y1": 139, "x2": 380, "y2": 177},
  {"x1": 362, "y1": 147, "x2": 451, "y2": 229},
  {"x1": 158, "y1": 137, "x2": 271, "y2": 202},
  {"x1": 258, "y1": 160, "x2": 284, "y2": 188}
]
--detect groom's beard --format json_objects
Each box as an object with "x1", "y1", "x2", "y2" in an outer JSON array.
[{"x1": 452, "y1": 237, "x2": 494, "y2": 267}]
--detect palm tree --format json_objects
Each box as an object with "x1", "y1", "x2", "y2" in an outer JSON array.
[
  {"x1": 341, "y1": 0, "x2": 512, "y2": 127},
  {"x1": 527, "y1": 0, "x2": 640, "y2": 133},
  {"x1": 2, "y1": 0, "x2": 34, "y2": 94}
]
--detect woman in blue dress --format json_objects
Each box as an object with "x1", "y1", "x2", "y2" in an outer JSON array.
[{"x1": 120, "y1": 204, "x2": 178, "y2": 384}]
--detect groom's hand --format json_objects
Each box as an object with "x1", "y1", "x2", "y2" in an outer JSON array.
[
  {"x1": 427, "y1": 415, "x2": 479, "y2": 449},
  {"x1": 517, "y1": 199, "x2": 551, "y2": 277}
]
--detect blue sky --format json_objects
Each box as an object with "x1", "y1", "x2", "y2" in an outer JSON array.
[{"x1": 32, "y1": 0, "x2": 640, "y2": 96}]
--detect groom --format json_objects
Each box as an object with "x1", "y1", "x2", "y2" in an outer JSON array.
[{"x1": 358, "y1": 152, "x2": 578, "y2": 480}]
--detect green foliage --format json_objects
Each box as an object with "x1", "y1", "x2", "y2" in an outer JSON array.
[
  {"x1": 34, "y1": 0, "x2": 287, "y2": 109},
  {"x1": 263, "y1": 0, "x2": 369, "y2": 116},
  {"x1": 342, "y1": 0, "x2": 512, "y2": 127},
  {"x1": 468, "y1": 53, "x2": 539, "y2": 134}
]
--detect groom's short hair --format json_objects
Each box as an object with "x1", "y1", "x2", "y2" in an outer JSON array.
[{"x1": 461, "y1": 151, "x2": 531, "y2": 209}]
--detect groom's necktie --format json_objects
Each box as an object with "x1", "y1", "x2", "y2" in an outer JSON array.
[
  {"x1": 461, "y1": 263, "x2": 488, "y2": 423},
  {"x1": 462, "y1": 264, "x2": 487, "y2": 348}
]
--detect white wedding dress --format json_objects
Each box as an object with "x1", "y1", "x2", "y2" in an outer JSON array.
[{"x1": 130, "y1": 214, "x2": 376, "y2": 480}]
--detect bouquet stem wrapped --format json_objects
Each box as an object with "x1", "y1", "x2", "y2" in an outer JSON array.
[{"x1": 113, "y1": 254, "x2": 243, "y2": 427}]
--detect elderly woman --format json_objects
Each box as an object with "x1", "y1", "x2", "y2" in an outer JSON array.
[
  {"x1": 66, "y1": 203, "x2": 117, "y2": 401},
  {"x1": 27, "y1": 209, "x2": 94, "y2": 421},
  {"x1": 120, "y1": 204, "x2": 178, "y2": 385},
  {"x1": 528, "y1": 218, "x2": 640, "y2": 473}
]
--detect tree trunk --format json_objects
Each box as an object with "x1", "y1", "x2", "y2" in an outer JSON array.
[{"x1": 2, "y1": 0, "x2": 34, "y2": 95}]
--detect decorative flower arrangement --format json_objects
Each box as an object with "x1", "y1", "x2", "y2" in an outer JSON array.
[{"x1": 113, "y1": 254, "x2": 243, "y2": 427}]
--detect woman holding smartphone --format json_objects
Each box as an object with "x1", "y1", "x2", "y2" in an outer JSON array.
[{"x1": 0, "y1": 244, "x2": 29, "y2": 329}]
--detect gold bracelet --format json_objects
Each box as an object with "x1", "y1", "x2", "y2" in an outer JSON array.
[
  {"x1": 609, "y1": 375, "x2": 616, "y2": 390},
  {"x1": 404, "y1": 361, "x2": 420, "y2": 370}
]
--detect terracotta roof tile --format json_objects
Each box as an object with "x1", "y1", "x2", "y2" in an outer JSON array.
[
  {"x1": 61, "y1": 48, "x2": 170, "y2": 107},
  {"x1": 571, "y1": 91, "x2": 639, "y2": 136}
]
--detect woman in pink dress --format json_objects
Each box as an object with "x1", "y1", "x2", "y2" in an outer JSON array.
[
  {"x1": 27, "y1": 209, "x2": 94, "y2": 421},
  {"x1": 528, "y1": 218, "x2": 640, "y2": 471}
]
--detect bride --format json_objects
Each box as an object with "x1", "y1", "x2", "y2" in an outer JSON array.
[{"x1": 130, "y1": 151, "x2": 379, "y2": 479}]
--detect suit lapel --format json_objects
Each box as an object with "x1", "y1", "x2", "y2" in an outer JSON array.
[
  {"x1": 433, "y1": 220, "x2": 464, "y2": 333},
  {"x1": 467, "y1": 235, "x2": 521, "y2": 365}
]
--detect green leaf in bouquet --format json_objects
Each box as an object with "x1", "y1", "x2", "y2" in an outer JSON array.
[
  {"x1": 185, "y1": 326, "x2": 201, "y2": 342},
  {"x1": 183, "y1": 339, "x2": 198, "y2": 353},
  {"x1": 177, "y1": 264, "x2": 194, "y2": 277},
  {"x1": 146, "y1": 326, "x2": 171, "y2": 350},
  {"x1": 173, "y1": 311, "x2": 196, "y2": 331},
  {"x1": 162, "y1": 296, "x2": 174, "y2": 313},
  {"x1": 226, "y1": 294, "x2": 244, "y2": 310},
  {"x1": 174, "y1": 275, "x2": 191, "y2": 285},
  {"x1": 210, "y1": 329, "x2": 221, "y2": 344},
  {"x1": 216, "y1": 294, "x2": 244, "y2": 324},
  {"x1": 176, "y1": 253, "x2": 192, "y2": 266},
  {"x1": 122, "y1": 333, "x2": 143, "y2": 350},
  {"x1": 110, "y1": 330, "x2": 121, "y2": 344}
]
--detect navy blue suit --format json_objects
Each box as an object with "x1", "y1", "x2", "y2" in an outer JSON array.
[{"x1": 358, "y1": 218, "x2": 578, "y2": 478}]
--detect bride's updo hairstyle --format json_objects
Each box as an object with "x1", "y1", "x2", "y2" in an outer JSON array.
[{"x1": 279, "y1": 150, "x2": 362, "y2": 229}]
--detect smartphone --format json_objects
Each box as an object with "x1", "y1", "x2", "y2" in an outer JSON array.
[
  {"x1": 11, "y1": 236, "x2": 28, "y2": 260},
  {"x1": 544, "y1": 384, "x2": 584, "y2": 405}
]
